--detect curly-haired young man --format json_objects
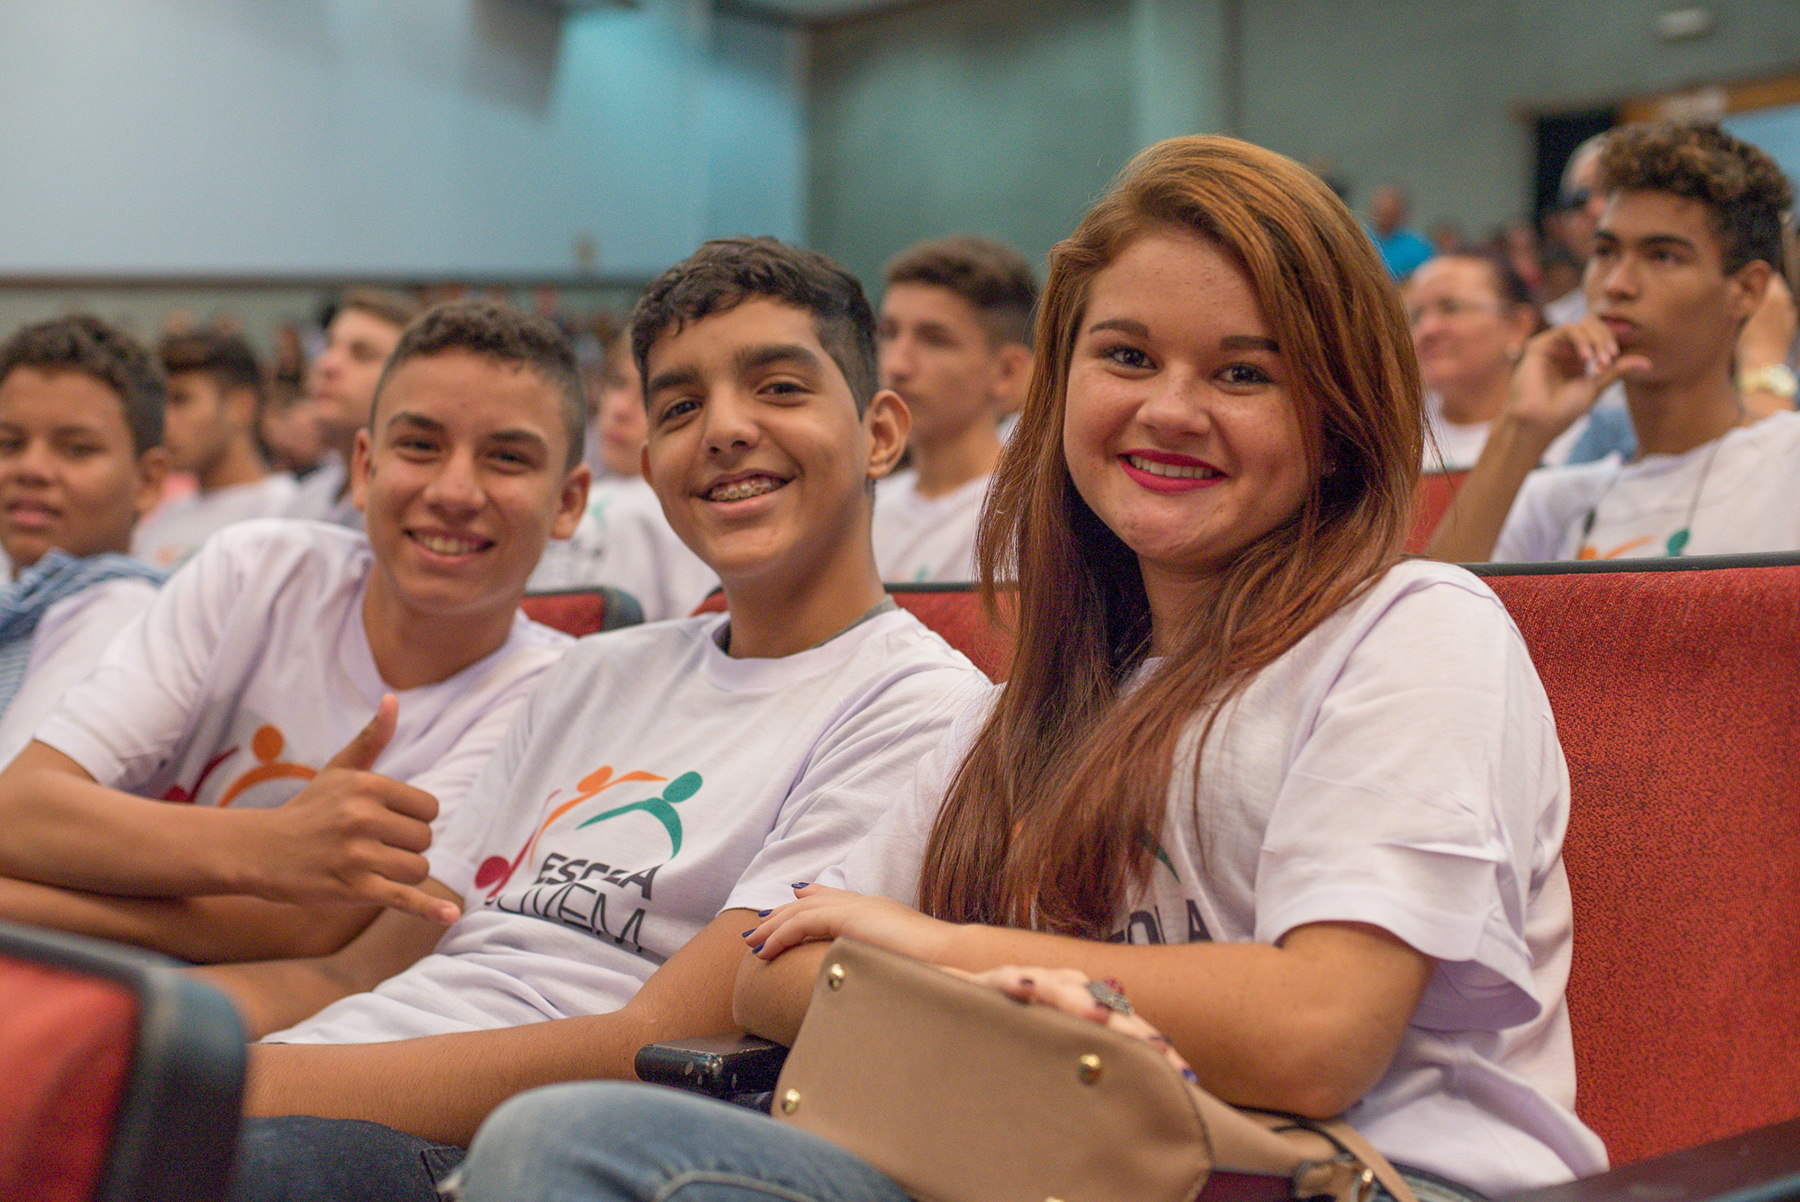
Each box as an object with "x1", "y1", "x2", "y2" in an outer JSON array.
[{"x1": 1431, "y1": 120, "x2": 1800, "y2": 562}]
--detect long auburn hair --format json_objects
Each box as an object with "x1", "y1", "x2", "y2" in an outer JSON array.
[{"x1": 918, "y1": 136, "x2": 1422, "y2": 936}]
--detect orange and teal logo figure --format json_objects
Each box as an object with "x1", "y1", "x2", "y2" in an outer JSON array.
[
  {"x1": 575, "y1": 771, "x2": 701, "y2": 855},
  {"x1": 474, "y1": 765, "x2": 703, "y2": 898}
]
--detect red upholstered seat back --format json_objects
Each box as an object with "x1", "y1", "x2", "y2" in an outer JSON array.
[
  {"x1": 1403, "y1": 469, "x2": 1469, "y2": 554},
  {"x1": 691, "y1": 585, "x2": 1014, "y2": 681},
  {"x1": 522, "y1": 587, "x2": 643, "y2": 638},
  {"x1": 0, "y1": 959, "x2": 137, "y2": 1202},
  {"x1": 1481, "y1": 560, "x2": 1800, "y2": 1165}
]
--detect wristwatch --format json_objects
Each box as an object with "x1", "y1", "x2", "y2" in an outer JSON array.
[{"x1": 1738, "y1": 363, "x2": 1799, "y2": 401}]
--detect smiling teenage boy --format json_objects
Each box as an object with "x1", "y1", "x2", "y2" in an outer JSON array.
[
  {"x1": 0, "y1": 316, "x2": 169, "y2": 764},
  {"x1": 0, "y1": 300, "x2": 585, "y2": 962},
  {"x1": 1429, "y1": 121, "x2": 1800, "y2": 562},
  {"x1": 203, "y1": 237, "x2": 985, "y2": 1202},
  {"x1": 872, "y1": 235, "x2": 1035, "y2": 581}
]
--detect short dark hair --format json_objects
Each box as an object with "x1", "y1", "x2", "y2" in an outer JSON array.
[
  {"x1": 0, "y1": 315, "x2": 164, "y2": 453},
  {"x1": 631, "y1": 236, "x2": 878, "y2": 414},
  {"x1": 375, "y1": 300, "x2": 587, "y2": 471},
  {"x1": 159, "y1": 329, "x2": 266, "y2": 407},
  {"x1": 885, "y1": 234, "x2": 1040, "y2": 347},
  {"x1": 1597, "y1": 121, "x2": 1794, "y2": 275}
]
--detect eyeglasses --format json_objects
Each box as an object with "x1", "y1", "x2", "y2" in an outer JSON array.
[{"x1": 1406, "y1": 297, "x2": 1506, "y2": 327}]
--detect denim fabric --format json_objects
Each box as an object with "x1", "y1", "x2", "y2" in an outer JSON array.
[
  {"x1": 448, "y1": 1082, "x2": 911, "y2": 1202},
  {"x1": 448, "y1": 1081, "x2": 1493, "y2": 1202},
  {"x1": 230, "y1": 1115, "x2": 465, "y2": 1202}
]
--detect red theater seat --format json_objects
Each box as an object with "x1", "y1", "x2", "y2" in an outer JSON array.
[
  {"x1": 691, "y1": 583, "x2": 1013, "y2": 681},
  {"x1": 1404, "y1": 468, "x2": 1469, "y2": 554},
  {"x1": 1477, "y1": 555, "x2": 1800, "y2": 1168},
  {"x1": 522, "y1": 586, "x2": 645, "y2": 638},
  {"x1": 0, "y1": 922, "x2": 246, "y2": 1202}
]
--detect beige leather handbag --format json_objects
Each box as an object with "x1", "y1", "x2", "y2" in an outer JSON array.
[{"x1": 772, "y1": 939, "x2": 1418, "y2": 1202}]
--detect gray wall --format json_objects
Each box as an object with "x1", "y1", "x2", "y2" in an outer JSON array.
[
  {"x1": 807, "y1": 0, "x2": 1800, "y2": 291},
  {"x1": 0, "y1": 0, "x2": 806, "y2": 279}
]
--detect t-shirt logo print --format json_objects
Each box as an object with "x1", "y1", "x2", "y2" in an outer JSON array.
[
  {"x1": 473, "y1": 765, "x2": 701, "y2": 898},
  {"x1": 573, "y1": 771, "x2": 702, "y2": 855}
]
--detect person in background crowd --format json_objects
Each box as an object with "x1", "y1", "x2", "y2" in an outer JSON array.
[
  {"x1": 526, "y1": 322, "x2": 717, "y2": 619},
  {"x1": 133, "y1": 330, "x2": 297, "y2": 567},
  {"x1": 1407, "y1": 252, "x2": 1541, "y2": 471},
  {"x1": 871, "y1": 235, "x2": 1035, "y2": 582},
  {"x1": 1368, "y1": 184, "x2": 1434, "y2": 281},
  {"x1": 286, "y1": 288, "x2": 421, "y2": 527}
]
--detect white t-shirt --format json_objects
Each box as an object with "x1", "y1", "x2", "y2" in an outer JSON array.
[
  {"x1": 266, "y1": 607, "x2": 985, "y2": 1043},
  {"x1": 798, "y1": 561, "x2": 1606, "y2": 1196},
  {"x1": 34, "y1": 520, "x2": 569, "y2": 857},
  {"x1": 0, "y1": 577, "x2": 158, "y2": 766},
  {"x1": 283, "y1": 456, "x2": 362, "y2": 529},
  {"x1": 1422, "y1": 394, "x2": 1492, "y2": 472},
  {"x1": 132, "y1": 474, "x2": 301, "y2": 569},
  {"x1": 1493, "y1": 409, "x2": 1800, "y2": 562},
  {"x1": 526, "y1": 477, "x2": 717, "y2": 622},
  {"x1": 871, "y1": 468, "x2": 988, "y2": 583}
]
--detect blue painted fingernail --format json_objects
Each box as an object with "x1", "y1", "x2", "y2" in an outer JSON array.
[
  {"x1": 1181, "y1": 1068, "x2": 1199, "y2": 1083},
  {"x1": 741, "y1": 930, "x2": 755, "y2": 938},
  {"x1": 757, "y1": 909, "x2": 772, "y2": 917},
  {"x1": 791, "y1": 882, "x2": 810, "y2": 889},
  {"x1": 752, "y1": 943, "x2": 765, "y2": 954}
]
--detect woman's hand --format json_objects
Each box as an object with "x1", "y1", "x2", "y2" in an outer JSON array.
[
  {"x1": 949, "y1": 965, "x2": 1197, "y2": 1082},
  {"x1": 742, "y1": 884, "x2": 957, "y2": 963}
]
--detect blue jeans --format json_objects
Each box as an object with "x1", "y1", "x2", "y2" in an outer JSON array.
[
  {"x1": 447, "y1": 1082, "x2": 910, "y2": 1202},
  {"x1": 446, "y1": 1082, "x2": 1492, "y2": 1202},
  {"x1": 230, "y1": 1115, "x2": 466, "y2": 1202}
]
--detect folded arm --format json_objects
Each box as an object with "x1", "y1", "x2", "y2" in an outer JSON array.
[
  {"x1": 240, "y1": 907, "x2": 758, "y2": 1147},
  {"x1": 192, "y1": 879, "x2": 461, "y2": 1038},
  {"x1": 736, "y1": 890, "x2": 1431, "y2": 1120},
  {"x1": 0, "y1": 700, "x2": 460, "y2": 925},
  {"x1": 0, "y1": 875, "x2": 381, "y2": 962}
]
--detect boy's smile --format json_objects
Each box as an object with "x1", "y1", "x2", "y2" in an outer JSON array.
[
  {"x1": 354, "y1": 349, "x2": 587, "y2": 633},
  {"x1": 0, "y1": 367, "x2": 163, "y2": 573},
  {"x1": 641, "y1": 298, "x2": 905, "y2": 606}
]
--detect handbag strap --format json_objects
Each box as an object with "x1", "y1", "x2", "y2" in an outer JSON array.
[{"x1": 1311, "y1": 1118, "x2": 1422, "y2": 1202}]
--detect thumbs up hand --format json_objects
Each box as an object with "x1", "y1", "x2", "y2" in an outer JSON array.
[{"x1": 239, "y1": 695, "x2": 462, "y2": 925}]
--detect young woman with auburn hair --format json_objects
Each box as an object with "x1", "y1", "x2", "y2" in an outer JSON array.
[{"x1": 449, "y1": 137, "x2": 1607, "y2": 1202}]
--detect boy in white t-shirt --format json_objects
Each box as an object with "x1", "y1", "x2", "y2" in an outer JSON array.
[
  {"x1": 0, "y1": 300, "x2": 590, "y2": 963},
  {"x1": 528, "y1": 323, "x2": 718, "y2": 618},
  {"x1": 285, "y1": 289, "x2": 422, "y2": 529},
  {"x1": 0, "y1": 316, "x2": 171, "y2": 764},
  {"x1": 132, "y1": 328, "x2": 297, "y2": 567},
  {"x1": 203, "y1": 237, "x2": 985, "y2": 1201},
  {"x1": 872, "y1": 235, "x2": 1035, "y2": 582},
  {"x1": 1431, "y1": 120, "x2": 1800, "y2": 562}
]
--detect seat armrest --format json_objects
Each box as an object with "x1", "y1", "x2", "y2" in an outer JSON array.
[
  {"x1": 1503, "y1": 1118, "x2": 1800, "y2": 1202},
  {"x1": 634, "y1": 1034, "x2": 788, "y2": 1098}
]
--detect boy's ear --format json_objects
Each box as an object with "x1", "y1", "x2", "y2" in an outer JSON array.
[
  {"x1": 349, "y1": 426, "x2": 373, "y2": 514},
  {"x1": 1726, "y1": 258, "x2": 1773, "y2": 324},
  {"x1": 553, "y1": 464, "x2": 591, "y2": 540},
  {"x1": 864, "y1": 389, "x2": 910, "y2": 483},
  {"x1": 991, "y1": 343, "x2": 1033, "y2": 415},
  {"x1": 639, "y1": 442, "x2": 654, "y2": 487},
  {"x1": 132, "y1": 446, "x2": 171, "y2": 521}
]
